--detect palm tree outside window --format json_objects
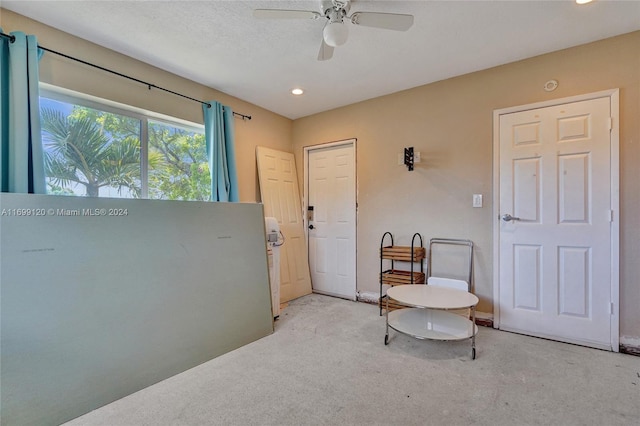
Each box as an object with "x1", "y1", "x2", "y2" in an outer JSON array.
[{"x1": 39, "y1": 93, "x2": 209, "y2": 201}]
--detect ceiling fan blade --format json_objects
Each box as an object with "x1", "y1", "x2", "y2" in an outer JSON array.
[
  {"x1": 350, "y1": 12, "x2": 414, "y2": 31},
  {"x1": 317, "y1": 39, "x2": 334, "y2": 61},
  {"x1": 253, "y1": 9, "x2": 321, "y2": 20}
]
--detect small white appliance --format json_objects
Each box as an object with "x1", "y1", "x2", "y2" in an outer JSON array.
[{"x1": 265, "y1": 217, "x2": 282, "y2": 318}]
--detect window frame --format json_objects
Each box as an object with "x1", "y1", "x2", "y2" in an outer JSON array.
[{"x1": 39, "y1": 83, "x2": 205, "y2": 199}]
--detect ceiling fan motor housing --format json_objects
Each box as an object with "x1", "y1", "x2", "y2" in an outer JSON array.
[{"x1": 323, "y1": 0, "x2": 350, "y2": 15}]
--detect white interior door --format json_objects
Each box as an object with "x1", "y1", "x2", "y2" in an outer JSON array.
[
  {"x1": 306, "y1": 141, "x2": 356, "y2": 300},
  {"x1": 256, "y1": 147, "x2": 312, "y2": 303},
  {"x1": 497, "y1": 96, "x2": 615, "y2": 350}
]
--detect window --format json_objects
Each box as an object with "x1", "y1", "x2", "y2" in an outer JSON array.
[
  {"x1": 148, "y1": 121, "x2": 210, "y2": 201},
  {"x1": 39, "y1": 87, "x2": 208, "y2": 201},
  {"x1": 40, "y1": 97, "x2": 142, "y2": 198}
]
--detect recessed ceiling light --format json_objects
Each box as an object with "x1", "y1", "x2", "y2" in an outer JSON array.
[
  {"x1": 291, "y1": 88, "x2": 304, "y2": 96},
  {"x1": 576, "y1": 0, "x2": 593, "y2": 4}
]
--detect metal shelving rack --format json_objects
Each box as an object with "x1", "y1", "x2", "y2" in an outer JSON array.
[{"x1": 379, "y1": 232, "x2": 425, "y2": 316}]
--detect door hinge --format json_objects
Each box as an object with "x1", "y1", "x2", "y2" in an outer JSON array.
[
  {"x1": 610, "y1": 302, "x2": 614, "y2": 315},
  {"x1": 608, "y1": 117, "x2": 613, "y2": 131},
  {"x1": 608, "y1": 210, "x2": 613, "y2": 222}
]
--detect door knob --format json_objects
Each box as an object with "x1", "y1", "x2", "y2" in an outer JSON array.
[
  {"x1": 501, "y1": 214, "x2": 521, "y2": 222},
  {"x1": 308, "y1": 224, "x2": 315, "y2": 229}
]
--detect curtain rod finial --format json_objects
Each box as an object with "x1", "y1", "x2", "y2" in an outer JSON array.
[{"x1": 0, "y1": 31, "x2": 16, "y2": 43}]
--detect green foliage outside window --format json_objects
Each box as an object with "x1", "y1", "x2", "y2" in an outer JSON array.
[
  {"x1": 41, "y1": 106, "x2": 141, "y2": 197},
  {"x1": 148, "y1": 121, "x2": 211, "y2": 201},
  {"x1": 40, "y1": 100, "x2": 209, "y2": 201}
]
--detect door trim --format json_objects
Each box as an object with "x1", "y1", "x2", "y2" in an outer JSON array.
[
  {"x1": 303, "y1": 139, "x2": 358, "y2": 300},
  {"x1": 492, "y1": 89, "x2": 620, "y2": 351}
]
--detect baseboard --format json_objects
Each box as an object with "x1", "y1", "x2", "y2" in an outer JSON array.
[
  {"x1": 474, "y1": 312, "x2": 494, "y2": 328},
  {"x1": 357, "y1": 291, "x2": 379, "y2": 305},
  {"x1": 620, "y1": 337, "x2": 640, "y2": 356},
  {"x1": 357, "y1": 291, "x2": 493, "y2": 327}
]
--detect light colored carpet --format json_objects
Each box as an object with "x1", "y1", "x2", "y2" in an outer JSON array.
[{"x1": 65, "y1": 293, "x2": 640, "y2": 426}]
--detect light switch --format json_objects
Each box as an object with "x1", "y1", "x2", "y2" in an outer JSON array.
[{"x1": 473, "y1": 194, "x2": 483, "y2": 208}]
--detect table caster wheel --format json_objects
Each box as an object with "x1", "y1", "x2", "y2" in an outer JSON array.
[
  {"x1": 471, "y1": 348, "x2": 476, "y2": 360},
  {"x1": 384, "y1": 334, "x2": 389, "y2": 345}
]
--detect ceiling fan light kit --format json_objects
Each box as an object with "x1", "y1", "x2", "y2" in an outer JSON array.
[
  {"x1": 323, "y1": 21, "x2": 348, "y2": 47},
  {"x1": 253, "y1": 0, "x2": 414, "y2": 60}
]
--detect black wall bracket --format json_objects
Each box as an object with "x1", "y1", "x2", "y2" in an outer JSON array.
[{"x1": 404, "y1": 147, "x2": 414, "y2": 171}]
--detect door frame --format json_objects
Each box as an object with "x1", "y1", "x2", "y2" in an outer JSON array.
[
  {"x1": 492, "y1": 89, "x2": 620, "y2": 350},
  {"x1": 303, "y1": 138, "x2": 358, "y2": 300}
]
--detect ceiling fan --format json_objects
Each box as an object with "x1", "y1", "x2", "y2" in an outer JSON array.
[{"x1": 253, "y1": 0, "x2": 414, "y2": 61}]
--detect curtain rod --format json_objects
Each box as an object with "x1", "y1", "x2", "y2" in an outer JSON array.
[{"x1": 0, "y1": 31, "x2": 252, "y2": 121}]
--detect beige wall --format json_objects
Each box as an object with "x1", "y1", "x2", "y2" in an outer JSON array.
[
  {"x1": 292, "y1": 31, "x2": 640, "y2": 340},
  {"x1": 1, "y1": 9, "x2": 292, "y2": 203}
]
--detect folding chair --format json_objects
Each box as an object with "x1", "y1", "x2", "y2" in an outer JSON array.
[{"x1": 427, "y1": 238, "x2": 474, "y2": 316}]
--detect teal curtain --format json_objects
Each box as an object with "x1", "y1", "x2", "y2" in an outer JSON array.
[
  {"x1": 0, "y1": 29, "x2": 45, "y2": 194},
  {"x1": 202, "y1": 101, "x2": 238, "y2": 202}
]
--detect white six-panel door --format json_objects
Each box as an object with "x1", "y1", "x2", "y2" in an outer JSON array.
[
  {"x1": 256, "y1": 147, "x2": 312, "y2": 303},
  {"x1": 306, "y1": 141, "x2": 356, "y2": 300},
  {"x1": 498, "y1": 96, "x2": 615, "y2": 350}
]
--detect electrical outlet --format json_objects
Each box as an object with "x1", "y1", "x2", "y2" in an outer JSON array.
[
  {"x1": 414, "y1": 151, "x2": 421, "y2": 163},
  {"x1": 473, "y1": 194, "x2": 483, "y2": 208}
]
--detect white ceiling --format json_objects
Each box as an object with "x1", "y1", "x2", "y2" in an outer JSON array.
[{"x1": 3, "y1": 1, "x2": 640, "y2": 119}]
